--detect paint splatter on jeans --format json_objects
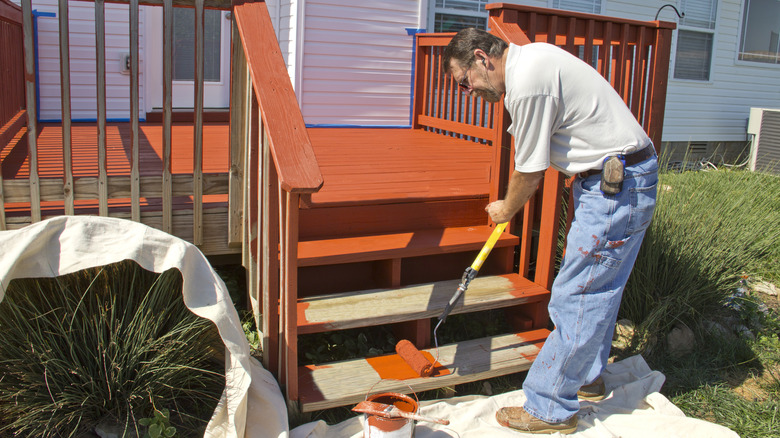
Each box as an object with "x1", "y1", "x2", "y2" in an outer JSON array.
[{"x1": 522, "y1": 153, "x2": 658, "y2": 423}]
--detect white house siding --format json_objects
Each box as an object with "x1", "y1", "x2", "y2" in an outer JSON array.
[
  {"x1": 663, "y1": 0, "x2": 780, "y2": 143},
  {"x1": 20, "y1": 1, "x2": 142, "y2": 122},
  {"x1": 270, "y1": 0, "x2": 299, "y2": 94},
  {"x1": 299, "y1": 0, "x2": 420, "y2": 126}
]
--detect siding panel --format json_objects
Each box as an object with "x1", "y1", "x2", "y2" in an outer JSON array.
[
  {"x1": 28, "y1": 0, "x2": 143, "y2": 121},
  {"x1": 300, "y1": 0, "x2": 419, "y2": 125}
]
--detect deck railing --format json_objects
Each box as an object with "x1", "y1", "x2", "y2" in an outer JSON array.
[
  {"x1": 412, "y1": 5, "x2": 674, "y2": 289},
  {"x1": 413, "y1": 34, "x2": 511, "y2": 207},
  {"x1": 3, "y1": 0, "x2": 234, "y2": 249},
  {"x1": 488, "y1": 3, "x2": 675, "y2": 148},
  {"x1": 232, "y1": 1, "x2": 323, "y2": 401}
]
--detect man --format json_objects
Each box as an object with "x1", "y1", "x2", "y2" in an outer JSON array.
[{"x1": 443, "y1": 28, "x2": 658, "y2": 434}]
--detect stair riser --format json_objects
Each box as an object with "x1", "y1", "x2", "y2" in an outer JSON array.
[{"x1": 299, "y1": 197, "x2": 488, "y2": 240}]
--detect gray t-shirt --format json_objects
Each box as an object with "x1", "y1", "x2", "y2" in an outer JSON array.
[{"x1": 504, "y1": 43, "x2": 651, "y2": 176}]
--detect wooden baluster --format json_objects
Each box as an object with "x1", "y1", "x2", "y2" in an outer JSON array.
[
  {"x1": 162, "y1": 0, "x2": 173, "y2": 233},
  {"x1": 58, "y1": 0, "x2": 74, "y2": 216},
  {"x1": 21, "y1": 0, "x2": 40, "y2": 223},
  {"x1": 130, "y1": 0, "x2": 140, "y2": 221},
  {"x1": 229, "y1": 15, "x2": 247, "y2": 246},
  {"x1": 193, "y1": 0, "x2": 205, "y2": 245},
  {"x1": 631, "y1": 27, "x2": 648, "y2": 122},
  {"x1": 95, "y1": 0, "x2": 108, "y2": 217},
  {"x1": 262, "y1": 122, "x2": 281, "y2": 375}
]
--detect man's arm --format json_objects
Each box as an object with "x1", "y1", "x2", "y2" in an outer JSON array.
[{"x1": 485, "y1": 170, "x2": 545, "y2": 223}]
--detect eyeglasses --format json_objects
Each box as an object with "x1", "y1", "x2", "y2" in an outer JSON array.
[{"x1": 457, "y1": 64, "x2": 472, "y2": 92}]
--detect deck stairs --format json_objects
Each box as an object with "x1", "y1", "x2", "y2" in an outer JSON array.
[
  {"x1": 0, "y1": 0, "x2": 674, "y2": 416},
  {"x1": 232, "y1": 2, "x2": 675, "y2": 413},
  {"x1": 294, "y1": 218, "x2": 554, "y2": 412}
]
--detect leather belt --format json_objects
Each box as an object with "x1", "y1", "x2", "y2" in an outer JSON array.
[{"x1": 579, "y1": 146, "x2": 655, "y2": 179}]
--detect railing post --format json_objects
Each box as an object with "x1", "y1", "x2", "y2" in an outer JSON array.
[
  {"x1": 129, "y1": 0, "x2": 141, "y2": 222},
  {"x1": 95, "y1": 0, "x2": 108, "y2": 217},
  {"x1": 193, "y1": 0, "x2": 205, "y2": 245},
  {"x1": 645, "y1": 24, "x2": 674, "y2": 150},
  {"x1": 229, "y1": 13, "x2": 247, "y2": 247},
  {"x1": 58, "y1": 0, "x2": 74, "y2": 216},
  {"x1": 21, "y1": 0, "x2": 40, "y2": 223},
  {"x1": 162, "y1": 0, "x2": 173, "y2": 233}
]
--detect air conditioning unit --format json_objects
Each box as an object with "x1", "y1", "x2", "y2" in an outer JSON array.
[{"x1": 747, "y1": 108, "x2": 780, "y2": 174}]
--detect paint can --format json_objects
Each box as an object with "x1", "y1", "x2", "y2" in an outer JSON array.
[{"x1": 362, "y1": 392, "x2": 418, "y2": 438}]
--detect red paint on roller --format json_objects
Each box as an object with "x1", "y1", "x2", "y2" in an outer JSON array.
[{"x1": 395, "y1": 339, "x2": 434, "y2": 377}]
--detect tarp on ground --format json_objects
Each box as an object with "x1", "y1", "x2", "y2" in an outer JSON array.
[{"x1": 0, "y1": 216, "x2": 739, "y2": 438}]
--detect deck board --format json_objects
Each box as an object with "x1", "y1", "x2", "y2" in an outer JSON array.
[
  {"x1": 306, "y1": 128, "x2": 494, "y2": 207},
  {"x1": 298, "y1": 329, "x2": 549, "y2": 412},
  {"x1": 2, "y1": 121, "x2": 230, "y2": 179}
]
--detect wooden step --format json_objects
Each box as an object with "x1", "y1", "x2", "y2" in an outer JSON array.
[
  {"x1": 298, "y1": 273, "x2": 548, "y2": 334},
  {"x1": 298, "y1": 225, "x2": 518, "y2": 267},
  {"x1": 298, "y1": 329, "x2": 550, "y2": 412}
]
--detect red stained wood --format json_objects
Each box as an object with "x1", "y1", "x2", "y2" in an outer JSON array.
[
  {"x1": 234, "y1": 2, "x2": 322, "y2": 194},
  {"x1": 298, "y1": 225, "x2": 519, "y2": 267},
  {"x1": 2, "y1": 121, "x2": 229, "y2": 180},
  {"x1": 305, "y1": 128, "x2": 493, "y2": 207}
]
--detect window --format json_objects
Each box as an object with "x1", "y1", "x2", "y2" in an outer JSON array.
[
  {"x1": 739, "y1": 0, "x2": 780, "y2": 64},
  {"x1": 431, "y1": 0, "x2": 489, "y2": 33},
  {"x1": 674, "y1": 0, "x2": 718, "y2": 80},
  {"x1": 551, "y1": 0, "x2": 602, "y2": 14},
  {"x1": 172, "y1": 8, "x2": 222, "y2": 82}
]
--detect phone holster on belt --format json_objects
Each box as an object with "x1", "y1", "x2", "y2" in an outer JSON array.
[{"x1": 601, "y1": 156, "x2": 624, "y2": 195}]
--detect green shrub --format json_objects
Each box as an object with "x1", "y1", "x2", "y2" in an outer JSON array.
[
  {"x1": 0, "y1": 260, "x2": 225, "y2": 437},
  {"x1": 622, "y1": 167, "x2": 780, "y2": 347}
]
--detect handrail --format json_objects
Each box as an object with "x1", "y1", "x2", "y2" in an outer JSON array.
[
  {"x1": 233, "y1": 2, "x2": 323, "y2": 194},
  {"x1": 233, "y1": 1, "x2": 323, "y2": 403},
  {"x1": 486, "y1": 3, "x2": 677, "y2": 30}
]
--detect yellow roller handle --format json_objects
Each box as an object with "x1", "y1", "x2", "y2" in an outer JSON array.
[{"x1": 470, "y1": 222, "x2": 509, "y2": 271}]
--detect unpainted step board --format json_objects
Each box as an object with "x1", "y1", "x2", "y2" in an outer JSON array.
[
  {"x1": 298, "y1": 225, "x2": 519, "y2": 267},
  {"x1": 298, "y1": 329, "x2": 550, "y2": 412},
  {"x1": 298, "y1": 273, "x2": 549, "y2": 334}
]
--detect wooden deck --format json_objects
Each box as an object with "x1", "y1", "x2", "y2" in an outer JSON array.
[
  {"x1": 2, "y1": 0, "x2": 675, "y2": 414},
  {"x1": 306, "y1": 128, "x2": 494, "y2": 207},
  {"x1": 2, "y1": 122, "x2": 230, "y2": 179}
]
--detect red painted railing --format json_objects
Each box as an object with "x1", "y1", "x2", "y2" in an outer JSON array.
[
  {"x1": 233, "y1": 1, "x2": 323, "y2": 402},
  {"x1": 488, "y1": 3, "x2": 675, "y2": 148},
  {"x1": 0, "y1": 0, "x2": 24, "y2": 131},
  {"x1": 412, "y1": 4, "x2": 674, "y2": 290}
]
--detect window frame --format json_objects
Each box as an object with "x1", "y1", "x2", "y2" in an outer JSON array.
[
  {"x1": 547, "y1": 0, "x2": 604, "y2": 15},
  {"x1": 671, "y1": 0, "x2": 720, "y2": 83},
  {"x1": 428, "y1": 0, "x2": 489, "y2": 34},
  {"x1": 735, "y1": 0, "x2": 780, "y2": 68}
]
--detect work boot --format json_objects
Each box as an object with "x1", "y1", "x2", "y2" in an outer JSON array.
[
  {"x1": 577, "y1": 376, "x2": 606, "y2": 401},
  {"x1": 495, "y1": 406, "x2": 578, "y2": 435}
]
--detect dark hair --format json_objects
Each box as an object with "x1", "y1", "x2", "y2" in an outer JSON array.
[{"x1": 442, "y1": 28, "x2": 508, "y2": 74}]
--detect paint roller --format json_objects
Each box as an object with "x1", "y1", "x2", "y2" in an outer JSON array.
[{"x1": 395, "y1": 222, "x2": 509, "y2": 377}]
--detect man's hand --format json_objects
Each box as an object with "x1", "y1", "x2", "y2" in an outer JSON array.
[
  {"x1": 485, "y1": 170, "x2": 545, "y2": 224},
  {"x1": 485, "y1": 200, "x2": 513, "y2": 224}
]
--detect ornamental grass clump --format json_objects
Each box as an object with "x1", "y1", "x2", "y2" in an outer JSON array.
[
  {"x1": 621, "y1": 166, "x2": 780, "y2": 348},
  {"x1": 0, "y1": 260, "x2": 225, "y2": 437}
]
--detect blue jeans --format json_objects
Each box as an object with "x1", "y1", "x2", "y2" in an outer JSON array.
[{"x1": 522, "y1": 153, "x2": 658, "y2": 423}]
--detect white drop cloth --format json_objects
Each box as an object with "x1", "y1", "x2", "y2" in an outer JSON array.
[
  {"x1": 0, "y1": 216, "x2": 289, "y2": 438},
  {"x1": 0, "y1": 216, "x2": 739, "y2": 438},
  {"x1": 292, "y1": 355, "x2": 739, "y2": 437}
]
